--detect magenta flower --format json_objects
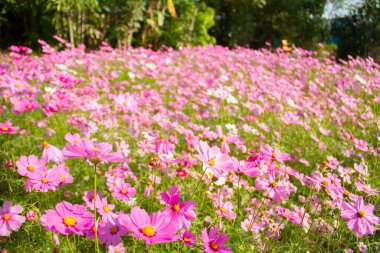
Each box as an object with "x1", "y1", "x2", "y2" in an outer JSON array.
[
  {"x1": 216, "y1": 125, "x2": 230, "y2": 154},
  {"x1": 40, "y1": 201, "x2": 94, "y2": 235},
  {"x1": 26, "y1": 211, "x2": 38, "y2": 222},
  {"x1": 0, "y1": 120, "x2": 19, "y2": 134},
  {"x1": 108, "y1": 243, "x2": 125, "y2": 253},
  {"x1": 63, "y1": 138, "x2": 125, "y2": 164},
  {"x1": 97, "y1": 197, "x2": 118, "y2": 224},
  {"x1": 341, "y1": 197, "x2": 379, "y2": 237},
  {"x1": 29, "y1": 170, "x2": 60, "y2": 192},
  {"x1": 0, "y1": 202, "x2": 26, "y2": 236},
  {"x1": 98, "y1": 220, "x2": 128, "y2": 247},
  {"x1": 260, "y1": 144, "x2": 290, "y2": 163},
  {"x1": 160, "y1": 186, "x2": 196, "y2": 229},
  {"x1": 16, "y1": 155, "x2": 46, "y2": 178},
  {"x1": 41, "y1": 141, "x2": 65, "y2": 163},
  {"x1": 255, "y1": 172, "x2": 289, "y2": 204},
  {"x1": 195, "y1": 141, "x2": 231, "y2": 175},
  {"x1": 180, "y1": 230, "x2": 196, "y2": 246},
  {"x1": 215, "y1": 201, "x2": 236, "y2": 221},
  {"x1": 201, "y1": 227, "x2": 231, "y2": 253},
  {"x1": 111, "y1": 181, "x2": 136, "y2": 203},
  {"x1": 50, "y1": 164, "x2": 74, "y2": 185},
  {"x1": 119, "y1": 206, "x2": 179, "y2": 245}
]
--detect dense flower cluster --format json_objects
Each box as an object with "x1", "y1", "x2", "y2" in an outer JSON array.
[{"x1": 0, "y1": 39, "x2": 379, "y2": 252}]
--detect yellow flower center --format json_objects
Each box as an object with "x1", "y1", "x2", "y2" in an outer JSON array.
[
  {"x1": 270, "y1": 181, "x2": 277, "y2": 188},
  {"x1": 120, "y1": 189, "x2": 127, "y2": 194},
  {"x1": 273, "y1": 152, "x2": 278, "y2": 157},
  {"x1": 42, "y1": 141, "x2": 49, "y2": 148},
  {"x1": 42, "y1": 178, "x2": 48, "y2": 183},
  {"x1": 74, "y1": 140, "x2": 79, "y2": 144},
  {"x1": 27, "y1": 165, "x2": 35, "y2": 172},
  {"x1": 123, "y1": 102, "x2": 127, "y2": 106},
  {"x1": 357, "y1": 210, "x2": 366, "y2": 218},
  {"x1": 183, "y1": 237, "x2": 190, "y2": 242},
  {"x1": 115, "y1": 250, "x2": 120, "y2": 253},
  {"x1": 141, "y1": 225, "x2": 155, "y2": 237},
  {"x1": 208, "y1": 159, "x2": 216, "y2": 167},
  {"x1": 173, "y1": 204, "x2": 180, "y2": 212},
  {"x1": 57, "y1": 104, "x2": 62, "y2": 108},
  {"x1": 220, "y1": 207, "x2": 227, "y2": 213},
  {"x1": 92, "y1": 147, "x2": 100, "y2": 152},
  {"x1": 321, "y1": 180, "x2": 329, "y2": 186},
  {"x1": 60, "y1": 175, "x2": 66, "y2": 180},
  {"x1": 210, "y1": 241, "x2": 219, "y2": 250},
  {"x1": 1, "y1": 126, "x2": 9, "y2": 131},
  {"x1": 103, "y1": 206, "x2": 110, "y2": 213},
  {"x1": 2, "y1": 214, "x2": 10, "y2": 221},
  {"x1": 27, "y1": 105, "x2": 32, "y2": 109},
  {"x1": 220, "y1": 136, "x2": 226, "y2": 142},
  {"x1": 63, "y1": 216, "x2": 76, "y2": 226},
  {"x1": 343, "y1": 190, "x2": 351, "y2": 196},
  {"x1": 110, "y1": 226, "x2": 119, "y2": 234}
]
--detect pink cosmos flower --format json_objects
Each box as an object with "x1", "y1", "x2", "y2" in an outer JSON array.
[
  {"x1": 97, "y1": 197, "x2": 118, "y2": 224},
  {"x1": 0, "y1": 120, "x2": 19, "y2": 134},
  {"x1": 29, "y1": 170, "x2": 60, "y2": 192},
  {"x1": 50, "y1": 164, "x2": 74, "y2": 185},
  {"x1": 216, "y1": 125, "x2": 230, "y2": 154},
  {"x1": 41, "y1": 141, "x2": 65, "y2": 163},
  {"x1": 260, "y1": 144, "x2": 290, "y2": 163},
  {"x1": 180, "y1": 230, "x2": 196, "y2": 246},
  {"x1": 195, "y1": 141, "x2": 231, "y2": 176},
  {"x1": 98, "y1": 220, "x2": 128, "y2": 247},
  {"x1": 160, "y1": 186, "x2": 196, "y2": 229},
  {"x1": 111, "y1": 182, "x2": 136, "y2": 203},
  {"x1": 63, "y1": 138, "x2": 125, "y2": 164},
  {"x1": 354, "y1": 182, "x2": 377, "y2": 196},
  {"x1": 0, "y1": 202, "x2": 26, "y2": 236},
  {"x1": 26, "y1": 211, "x2": 38, "y2": 222},
  {"x1": 40, "y1": 201, "x2": 93, "y2": 235},
  {"x1": 16, "y1": 155, "x2": 46, "y2": 178},
  {"x1": 340, "y1": 197, "x2": 379, "y2": 237},
  {"x1": 108, "y1": 243, "x2": 125, "y2": 253},
  {"x1": 215, "y1": 201, "x2": 236, "y2": 221},
  {"x1": 119, "y1": 206, "x2": 179, "y2": 245},
  {"x1": 255, "y1": 172, "x2": 289, "y2": 204},
  {"x1": 201, "y1": 227, "x2": 231, "y2": 253}
]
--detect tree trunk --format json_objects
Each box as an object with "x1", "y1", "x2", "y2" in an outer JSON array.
[{"x1": 68, "y1": 11, "x2": 75, "y2": 46}]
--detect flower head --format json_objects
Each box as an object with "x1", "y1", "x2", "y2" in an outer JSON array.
[
  {"x1": 40, "y1": 201, "x2": 93, "y2": 235},
  {"x1": 341, "y1": 197, "x2": 379, "y2": 237},
  {"x1": 119, "y1": 206, "x2": 179, "y2": 245},
  {"x1": 0, "y1": 202, "x2": 26, "y2": 236},
  {"x1": 201, "y1": 227, "x2": 231, "y2": 253}
]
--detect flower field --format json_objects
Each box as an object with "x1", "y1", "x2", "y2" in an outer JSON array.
[{"x1": 0, "y1": 40, "x2": 379, "y2": 252}]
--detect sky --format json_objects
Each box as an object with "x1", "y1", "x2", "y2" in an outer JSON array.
[{"x1": 323, "y1": 0, "x2": 364, "y2": 19}]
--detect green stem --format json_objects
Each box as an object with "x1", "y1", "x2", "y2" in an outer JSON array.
[
  {"x1": 248, "y1": 197, "x2": 265, "y2": 231},
  {"x1": 300, "y1": 186, "x2": 314, "y2": 227},
  {"x1": 94, "y1": 164, "x2": 100, "y2": 253},
  {"x1": 66, "y1": 235, "x2": 74, "y2": 253},
  {"x1": 192, "y1": 169, "x2": 207, "y2": 196},
  {"x1": 237, "y1": 174, "x2": 241, "y2": 212}
]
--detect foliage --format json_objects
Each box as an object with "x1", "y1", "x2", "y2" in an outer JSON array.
[{"x1": 330, "y1": 0, "x2": 380, "y2": 62}]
